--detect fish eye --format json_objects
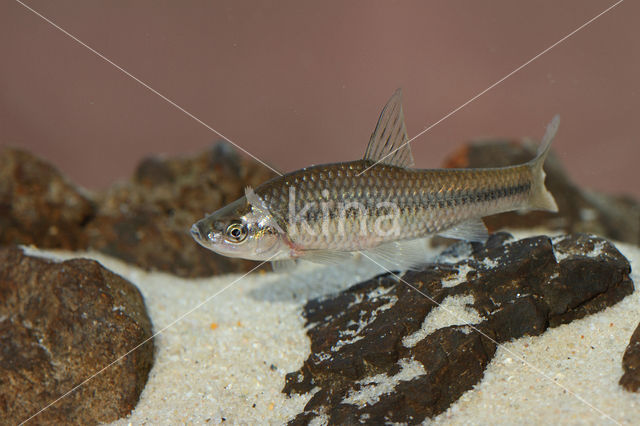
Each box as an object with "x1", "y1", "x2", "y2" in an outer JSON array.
[{"x1": 225, "y1": 223, "x2": 248, "y2": 243}]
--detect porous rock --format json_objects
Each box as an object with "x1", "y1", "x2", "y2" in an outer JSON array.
[
  {"x1": 0, "y1": 143, "x2": 276, "y2": 277},
  {"x1": 85, "y1": 142, "x2": 276, "y2": 277},
  {"x1": 283, "y1": 233, "x2": 633, "y2": 424},
  {"x1": 443, "y1": 140, "x2": 640, "y2": 245},
  {"x1": 620, "y1": 322, "x2": 640, "y2": 392},
  {"x1": 0, "y1": 246, "x2": 154, "y2": 424},
  {"x1": 0, "y1": 148, "x2": 95, "y2": 249}
]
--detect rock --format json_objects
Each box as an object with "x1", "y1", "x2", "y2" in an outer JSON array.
[
  {"x1": 442, "y1": 141, "x2": 640, "y2": 245},
  {"x1": 0, "y1": 143, "x2": 276, "y2": 277},
  {"x1": 620, "y1": 322, "x2": 640, "y2": 392},
  {"x1": 0, "y1": 246, "x2": 154, "y2": 424},
  {"x1": 0, "y1": 148, "x2": 95, "y2": 250},
  {"x1": 283, "y1": 233, "x2": 633, "y2": 424},
  {"x1": 85, "y1": 142, "x2": 276, "y2": 277}
]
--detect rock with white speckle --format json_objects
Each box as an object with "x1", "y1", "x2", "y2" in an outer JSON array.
[
  {"x1": 0, "y1": 246, "x2": 154, "y2": 424},
  {"x1": 283, "y1": 233, "x2": 634, "y2": 424}
]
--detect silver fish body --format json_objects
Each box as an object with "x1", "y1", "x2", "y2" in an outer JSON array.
[
  {"x1": 254, "y1": 159, "x2": 543, "y2": 251},
  {"x1": 191, "y1": 90, "x2": 558, "y2": 269}
]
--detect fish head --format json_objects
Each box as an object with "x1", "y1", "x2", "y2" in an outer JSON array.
[{"x1": 191, "y1": 188, "x2": 291, "y2": 261}]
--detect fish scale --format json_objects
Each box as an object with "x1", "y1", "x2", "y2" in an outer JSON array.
[
  {"x1": 254, "y1": 160, "x2": 533, "y2": 251},
  {"x1": 191, "y1": 89, "x2": 559, "y2": 269}
]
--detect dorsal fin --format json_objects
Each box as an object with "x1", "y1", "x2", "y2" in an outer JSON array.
[{"x1": 363, "y1": 89, "x2": 414, "y2": 168}]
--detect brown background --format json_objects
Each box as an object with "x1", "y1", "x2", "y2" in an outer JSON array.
[{"x1": 1, "y1": 0, "x2": 638, "y2": 198}]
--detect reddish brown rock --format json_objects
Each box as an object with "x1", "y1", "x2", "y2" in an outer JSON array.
[
  {"x1": 284, "y1": 233, "x2": 633, "y2": 424},
  {"x1": 0, "y1": 143, "x2": 275, "y2": 278},
  {"x1": 0, "y1": 148, "x2": 95, "y2": 249},
  {"x1": 443, "y1": 140, "x2": 640, "y2": 245},
  {"x1": 620, "y1": 322, "x2": 640, "y2": 392},
  {"x1": 0, "y1": 246, "x2": 154, "y2": 424},
  {"x1": 3, "y1": 140, "x2": 636, "y2": 278},
  {"x1": 85, "y1": 142, "x2": 276, "y2": 277}
]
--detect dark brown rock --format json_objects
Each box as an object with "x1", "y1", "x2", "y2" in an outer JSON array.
[
  {"x1": 283, "y1": 233, "x2": 633, "y2": 424},
  {"x1": 85, "y1": 142, "x2": 276, "y2": 277},
  {"x1": 0, "y1": 246, "x2": 154, "y2": 424},
  {"x1": 443, "y1": 140, "x2": 640, "y2": 245},
  {"x1": 620, "y1": 322, "x2": 640, "y2": 392},
  {"x1": 0, "y1": 148, "x2": 95, "y2": 249}
]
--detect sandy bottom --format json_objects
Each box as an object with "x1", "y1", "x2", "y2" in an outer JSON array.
[
  {"x1": 22, "y1": 238, "x2": 639, "y2": 425},
  {"x1": 433, "y1": 241, "x2": 640, "y2": 425}
]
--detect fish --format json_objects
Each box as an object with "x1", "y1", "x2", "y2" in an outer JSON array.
[{"x1": 191, "y1": 89, "x2": 559, "y2": 271}]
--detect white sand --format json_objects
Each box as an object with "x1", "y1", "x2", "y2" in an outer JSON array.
[
  {"x1": 433, "y1": 241, "x2": 640, "y2": 425},
  {"x1": 20, "y1": 247, "x2": 392, "y2": 424},
  {"x1": 402, "y1": 294, "x2": 482, "y2": 348},
  {"x1": 20, "y1": 238, "x2": 639, "y2": 425}
]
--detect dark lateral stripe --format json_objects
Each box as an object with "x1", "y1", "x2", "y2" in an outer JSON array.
[
  {"x1": 444, "y1": 182, "x2": 532, "y2": 207},
  {"x1": 474, "y1": 182, "x2": 530, "y2": 203}
]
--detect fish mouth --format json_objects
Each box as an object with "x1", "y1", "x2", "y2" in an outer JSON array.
[
  {"x1": 190, "y1": 223, "x2": 202, "y2": 241},
  {"x1": 190, "y1": 223, "x2": 214, "y2": 250}
]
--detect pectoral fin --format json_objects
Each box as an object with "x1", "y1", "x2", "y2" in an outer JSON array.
[
  {"x1": 303, "y1": 250, "x2": 353, "y2": 266},
  {"x1": 245, "y1": 186, "x2": 285, "y2": 233},
  {"x1": 271, "y1": 259, "x2": 297, "y2": 272}
]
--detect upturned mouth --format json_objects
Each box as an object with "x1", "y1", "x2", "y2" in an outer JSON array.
[
  {"x1": 191, "y1": 223, "x2": 224, "y2": 253},
  {"x1": 190, "y1": 223, "x2": 202, "y2": 241},
  {"x1": 190, "y1": 223, "x2": 214, "y2": 251}
]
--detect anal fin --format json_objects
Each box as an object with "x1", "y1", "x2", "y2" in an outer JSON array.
[
  {"x1": 360, "y1": 238, "x2": 429, "y2": 272},
  {"x1": 438, "y1": 219, "x2": 489, "y2": 242}
]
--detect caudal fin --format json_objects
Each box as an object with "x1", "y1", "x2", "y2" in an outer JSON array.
[{"x1": 527, "y1": 116, "x2": 560, "y2": 212}]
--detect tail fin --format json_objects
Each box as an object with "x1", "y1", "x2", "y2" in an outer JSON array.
[{"x1": 527, "y1": 115, "x2": 560, "y2": 212}]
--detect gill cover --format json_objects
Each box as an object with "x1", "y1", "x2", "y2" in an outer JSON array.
[{"x1": 191, "y1": 187, "x2": 289, "y2": 261}]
